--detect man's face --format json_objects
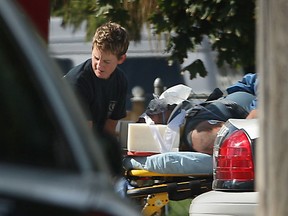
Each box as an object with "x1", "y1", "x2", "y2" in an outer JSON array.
[{"x1": 91, "y1": 47, "x2": 125, "y2": 79}]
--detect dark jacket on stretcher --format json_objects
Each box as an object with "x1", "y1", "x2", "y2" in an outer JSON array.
[{"x1": 181, "y1": 90, "x2": 256, "y2": 151}]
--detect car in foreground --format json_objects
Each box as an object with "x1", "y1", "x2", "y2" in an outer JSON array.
[
  {"x1": 189, "y1": 118, "x2": 259, "y2": 216},
  {"x1": 0, "y1": 1, "x2": 139, "y2": 215}
]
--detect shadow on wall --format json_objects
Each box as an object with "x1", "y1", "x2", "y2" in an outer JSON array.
[{"x1": 53, "y1": 58, "x2": 74, "y2": 75}]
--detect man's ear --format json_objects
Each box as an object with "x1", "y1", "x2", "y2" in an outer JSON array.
[{"x1": 118, "y1": 54, "x2": 126, "y2": 64}]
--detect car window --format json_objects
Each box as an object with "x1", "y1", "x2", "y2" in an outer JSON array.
[{"x1": 0, "y1": 17, "x2": 77, "y2": 172}]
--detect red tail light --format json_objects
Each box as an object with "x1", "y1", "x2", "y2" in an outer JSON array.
[{"x1": 215, "y1": 130, "x2": 254, "y2": 181}]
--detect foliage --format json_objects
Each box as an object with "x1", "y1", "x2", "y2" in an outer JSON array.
[
  {"x1": 50, "y1": 0, "x2": 256, "y2": 78},
  {"x1": 50, "y1": 0, "x2": 156, "y2": 41},
  {"x1": 150, "y1": 0, "x2": 255, "y2": 72}
]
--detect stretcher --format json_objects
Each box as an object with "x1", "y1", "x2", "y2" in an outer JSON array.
[
  {"x1": 123, "y1": 152, "x2": 213, "y2": 216},
  {"x1": 121, "y1": 85, "x2": 213, "y2": 215}
]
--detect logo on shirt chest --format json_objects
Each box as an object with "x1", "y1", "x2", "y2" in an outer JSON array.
[{"x1": 107, "y1": 101, "x2": 117, "y2": 117}]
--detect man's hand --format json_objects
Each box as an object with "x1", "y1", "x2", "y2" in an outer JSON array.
[{"x1": 104, "y1": 119, "x2": 118, "y2": 136}]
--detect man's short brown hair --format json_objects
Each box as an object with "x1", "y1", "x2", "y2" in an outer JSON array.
[
  {"x1": 92, "y1": 22, "x2": 129, "y2": 59},
  {"x1": 191, "y1": 120, "x2": 224, "y2": 155}
]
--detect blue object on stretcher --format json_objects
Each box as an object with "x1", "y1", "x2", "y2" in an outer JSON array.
[
  {"x1": 123, "y1": 152, "x2": 213, "y2": 216},
  {"x1": 123, "y1": 151, "x2": 212, "y2": 175}
]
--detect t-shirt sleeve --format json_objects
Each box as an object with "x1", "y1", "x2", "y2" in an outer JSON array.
[
  {"x1": 226, "y1": 73, "x2": 257, "y2": 95},
  {"x1": 226, "y1": 73, "x2": 258, "y2": 109}
]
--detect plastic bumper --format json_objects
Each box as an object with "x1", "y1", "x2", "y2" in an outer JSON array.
[{"x1": 189, "y1": 191, "x2": 258, "y2": 216}]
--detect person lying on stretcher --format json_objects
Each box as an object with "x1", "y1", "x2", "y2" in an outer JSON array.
[{"x1": 138, "y1": 73, "x2": 257, "y2": 155}]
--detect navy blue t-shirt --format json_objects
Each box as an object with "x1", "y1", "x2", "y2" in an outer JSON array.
[{"x1": 64, "y1": 59, "x2": 127, "y2": 132}]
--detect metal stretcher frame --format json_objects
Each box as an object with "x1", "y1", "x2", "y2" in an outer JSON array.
[
  {"x1": 121, "y1": 87, "x2": 214, "y2": 215},
  {"x1": 125, "y1": 169, "x2": 212, "y2": 216},
  {"x1": 127, "y1": 169, "x2": 212, "y2": 177}
]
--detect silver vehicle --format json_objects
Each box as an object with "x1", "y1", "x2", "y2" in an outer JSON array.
[
  {"x1": 189, "y1": 118, "x2": 259, "y2": 216},
  {"x1": 0, "y1": 1, "x2": 139, "y2": 215}
]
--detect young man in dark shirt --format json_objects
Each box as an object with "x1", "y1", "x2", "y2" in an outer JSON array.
[{"x1": 65, "y1": 22, "x2": 129, "y2": 136}]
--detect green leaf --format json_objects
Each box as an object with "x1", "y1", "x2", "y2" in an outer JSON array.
[{"x1": 51, "y1": 0, "x2": 256, "y2": 73}]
